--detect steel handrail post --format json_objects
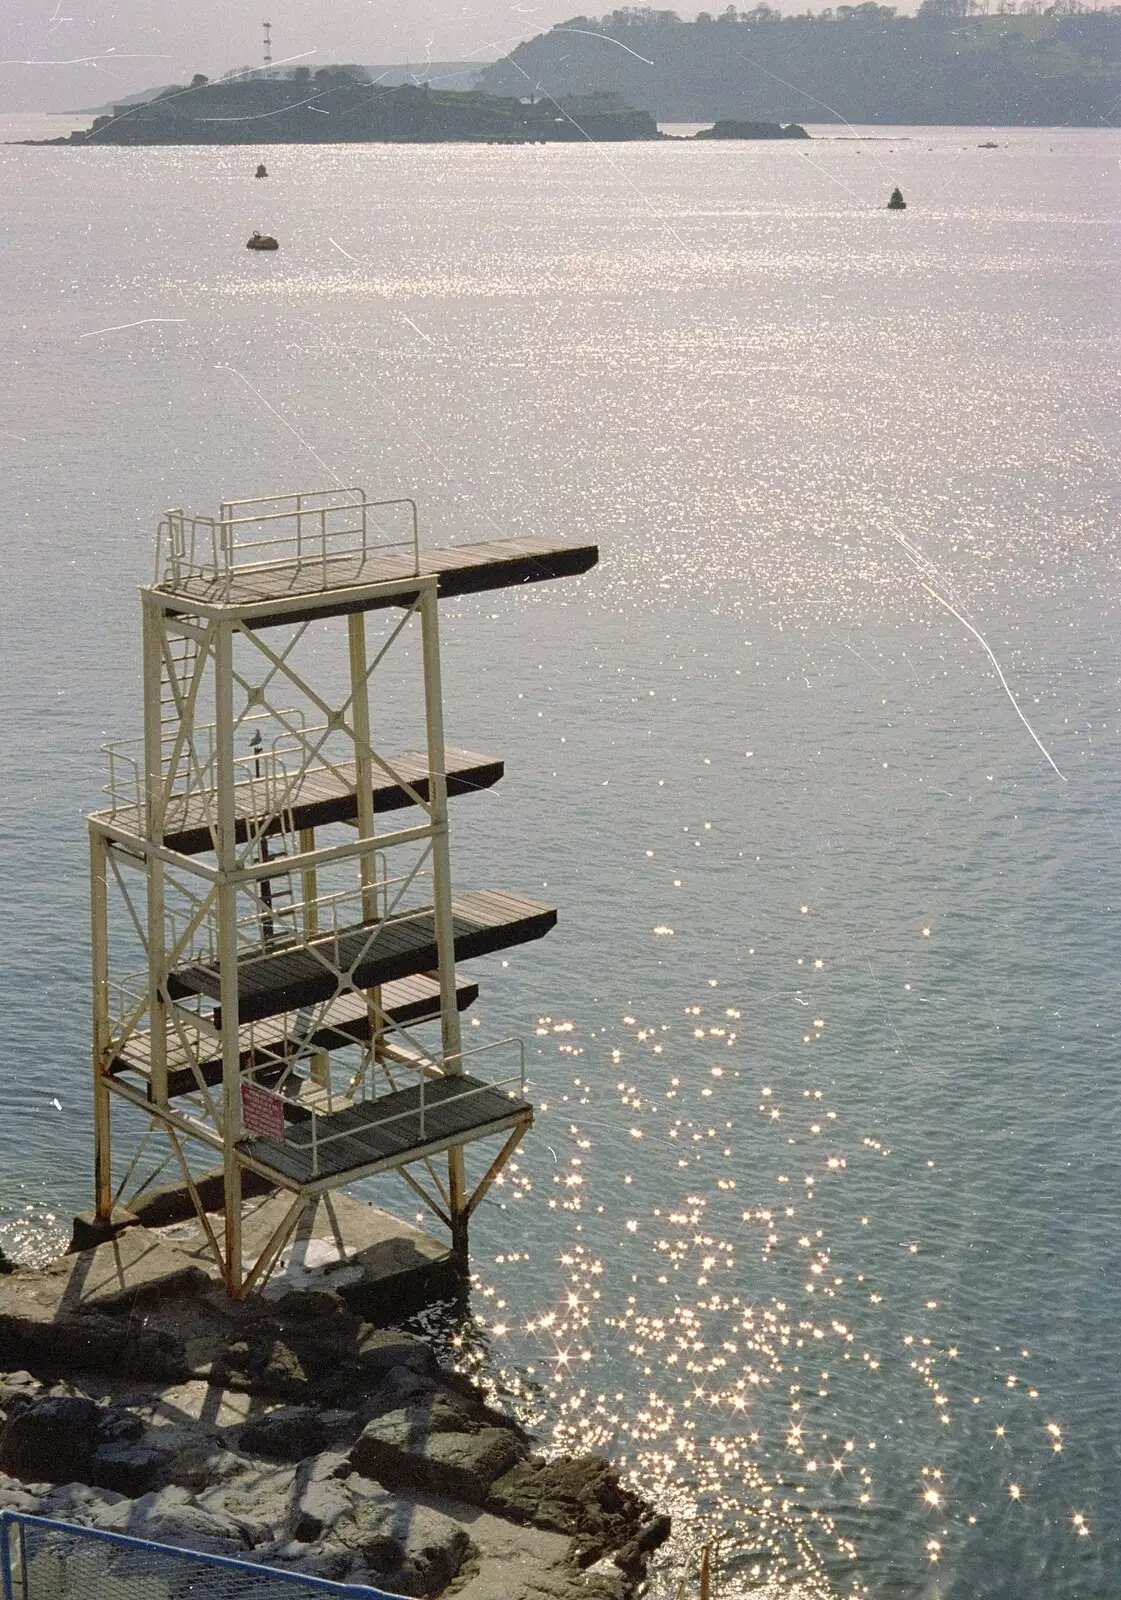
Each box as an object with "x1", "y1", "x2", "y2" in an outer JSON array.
[
  {"x1": 0, "y1": 1511, "x2": 14, "y2": 1600},
  {"x1": 220, "y1": 513, "x2": 233, "y2": 602}
]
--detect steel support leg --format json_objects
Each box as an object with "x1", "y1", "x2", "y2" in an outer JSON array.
[
  {"x1": 215, "y1": 618, "x2": 243, "y2": 1295},
  {"x1": 419, "y1": 585, "x2": 467, "y2": 1262},
  {"x1": 348, "y1": 612, "x2": 384, "y2": 1070},
  {"x1": 90, "y1": 827, "x2": 113, "y2": 1219}
]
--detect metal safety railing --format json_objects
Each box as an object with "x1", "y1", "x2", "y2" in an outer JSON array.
[
  {"x1": 0, "y1": 1509, "x2": 404, "y2": 1600},
  {"x1": 210, "y1": 854, "x2": 432, "y2": 964},
  {"x1": 100, "y1": 709, "x2": 308, "y2": 823},
  {"x1": 156, "y1": 488, "x2": 420, "y2": 596},
  {"x1": 242, "y1": 1036, "x2": 527, "y2": 1174}
]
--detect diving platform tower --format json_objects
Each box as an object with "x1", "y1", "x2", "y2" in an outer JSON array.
[{"x1": 88, "y1": 489, "x2": 597, "y2": 1296}]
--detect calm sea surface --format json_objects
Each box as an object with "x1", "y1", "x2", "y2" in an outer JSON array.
[{"x1": 0, "y1": 117, "x2": 1118, "y2": 1597}]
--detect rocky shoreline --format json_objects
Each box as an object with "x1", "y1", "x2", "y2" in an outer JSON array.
[{"x1": 0, "y1": 1236, "x2": 668, "y2": 1596}]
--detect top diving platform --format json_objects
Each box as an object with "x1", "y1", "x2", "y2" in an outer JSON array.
[{"x1": 155, "y1": 520, "x2": 599, "y2": 630}]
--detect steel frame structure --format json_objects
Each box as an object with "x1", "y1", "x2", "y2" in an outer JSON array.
[{"x1": 89, "y1": 490, "x2": 532, "y2": 1296}]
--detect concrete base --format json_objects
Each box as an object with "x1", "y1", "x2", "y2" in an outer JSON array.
[
  {"x1": 151, "y1": 1190, "x2": 459, "y2": 1317},
  {"x1": 68, "y1": 1205, "x2": 140, "y2": 1254},
  {"x1": 0, "y1": 1224, "x2": 213, "y2": 1325}
]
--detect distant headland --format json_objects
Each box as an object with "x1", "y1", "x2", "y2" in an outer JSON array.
[
  {"x1": 32, "y1": 75, "x2": 663, "y2": 146},
  {"x1": 692, "y1": 119, "x2": 809, "y2": 139},
  {"x1": 28, "y1": 72, "x2": 820, "y2": 148},
  {"x1": 479, "y1": 7, "x2": 1121, "y2": 128}
]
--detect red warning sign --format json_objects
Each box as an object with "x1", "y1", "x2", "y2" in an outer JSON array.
[{"x1": 242, "y1": 1083, "x2": 285, "y2": 1141}]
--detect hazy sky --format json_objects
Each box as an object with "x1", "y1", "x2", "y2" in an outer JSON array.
[
  {"x1": 2, "y1": 0, "x2": 909, "y2": 112},
  {"x1": 1, "y1": 1, "x2": 576, "y2": 110}
]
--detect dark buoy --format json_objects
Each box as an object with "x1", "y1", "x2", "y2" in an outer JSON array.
[
  {"x1": 887, "y1": 187, "x2": 907, "y2": 211},
  {"x1": 255, "y1": 163, "x2": 268, "y2": 178},
  {"x1": 247, "y1": 231, "x2": 279, "y2": 251}
]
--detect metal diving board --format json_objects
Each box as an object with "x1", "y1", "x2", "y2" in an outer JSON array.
[
  {"x1": 93, "y1": 747, "x2": 503, "y2": 856},
  {"x1": 167, "y1": 889, "x2": 556, "y2": 1026},
  {"x1": 157, "y1": 536, "x2": 599, "y2": 628},
  {"x1": 112, "y1": 972, "x2": 479, "y2": 1101},
  {"x1": 239, "y1": 1071, "x2": 532, "y2": 1192}
]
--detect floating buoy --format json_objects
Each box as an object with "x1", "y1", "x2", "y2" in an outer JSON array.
[
  {"x1": 255, "y1": 163, "x2": 268, "y2": 178},
  {"x1": 887, "y1": 187, "x2": 907, "y2": 211},
  {"x1": 247, "y1": 231, "x2": 279, "y2": 251}
]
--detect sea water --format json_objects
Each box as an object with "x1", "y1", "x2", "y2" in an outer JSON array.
[{"x1": 0, "y1": 119, "x2": 1118, "y2": 1597}]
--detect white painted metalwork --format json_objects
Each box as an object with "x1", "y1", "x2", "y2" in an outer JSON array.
[
  {"x1": 89, "y1": 486, "x2": 531, "y2": 1297},
  {"x1": 156, "y1": 489, "x2": 419, "y2": 596}
]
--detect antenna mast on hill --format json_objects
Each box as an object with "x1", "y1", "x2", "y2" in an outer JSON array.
[{"x1": 263, "y1": 19, "x2": 273, "y2": 76}]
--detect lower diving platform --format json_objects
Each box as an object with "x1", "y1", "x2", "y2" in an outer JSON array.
[
  {"x1": 112, "y1": 972, "x2": 479, "y2": 1101},
  {"x1": 168, "y1": 889, "x2": 556, "y2": 1025},
  {"x1": 240, "y1": 1072, "x2": 532, "y2": 1195}
]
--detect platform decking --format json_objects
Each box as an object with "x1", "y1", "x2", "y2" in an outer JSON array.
[
  {"x1": 112, "y1": 972, "x2": 479, "y2": 1101},
  {"x1": 239, "y1": 1071, "x2": 532, "y2": 1189},
  {"x1": 168, "y1": 889, "x2": 556, "y2": 1026},
  {"x1": 93, "y1": 747, "x2": 502, "y2": 855},
  {"x1": 157, "y1": 536, "x2": 598, "y2": 628}
]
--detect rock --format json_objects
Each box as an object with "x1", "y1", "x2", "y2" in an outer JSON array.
[
  {"x1": 0, "y1": 1246, "x2": 12, "y2": 1276},
  {"x1": 172, "y1": 1447, "x2": 253, "y2": 1490},
  {"x1": 89, "y1": 1412, "x2": 226, "y2": 1496},
  {"x1": 214, "y1": 1326, "x2": 358, "y2": 1402},
  {"x1": 333, "y1": 1255, "x2": 461, "y2": 1325},
  {"x1": 433, "y1": 1506, "x2": 590, "y2": 1600},
  {"x1": 251, "y1": 1539, "x2": 359, "y2": 1582},
  {"x1": 356, "y1": 1327, "x2": 438, "y2": 1378},
  {"x1": 269, "y1": 1288, "x2": 356, "y2": 1326},
  {"x1": 253, "y1": 1337, "x2": 310, "y2": 1394},
  {"x1": 614, "y1": 1513, "x2": 673, "y2": 1578},
  {"x1": 350, "y1": 1406, "x2": 525, "y2": 1504},
  {"x1": 197, "y1": 1460, "x2": 296, "y2": 1538},
  {"x1": 289, "y1": 1451, "x2": 352, "y2": 1541},
  {"x1": 41, "y1": 1482, "x2": 126, "y2": 1523},
  {"x1": 0, "y1": 1394, "x2": 99, "y2": 1482},
  {"x1": 0, "y1": 1479, "x2": 41, "y2": 1514},
  {"x1": 486, "y1": 1455, "x2": 664, "y2": 1569},
  {"x1": 583, "y1": 1557, "x2": 631, "y2": 1599},
  {"x1": 236, "y1": 1401, "x2": 358, "y2": 1465},
  {"x1": 94, "y1": 1484, "x2": 264, "y2": 1555},
  {"x1": 0, "y1": 1310, "x2": 188, "y2": 1384},
  {"x1": 96, "y1": 1407, "x2": 145, "y2": 1444},
  {"x1": 0, "y1": 1370, "x2": 45, "y2": 1416},
  {"x1": 364, "y1": 1362, "x2": 438, "y2": 1419},
  {"x1": 332, "y1": 1490, "x2": 471, "y2": 1594},
  {"x1": 90, "y1": 1439, "x2": 182, "y2": 1496},
  {"x1": 237, "y1": 1404, "x2": 330, "y2": 1461}
]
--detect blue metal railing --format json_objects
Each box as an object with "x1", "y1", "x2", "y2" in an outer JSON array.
[{"x1": 0, "y1": 1509, "x2": 405, "y2": 1600}]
